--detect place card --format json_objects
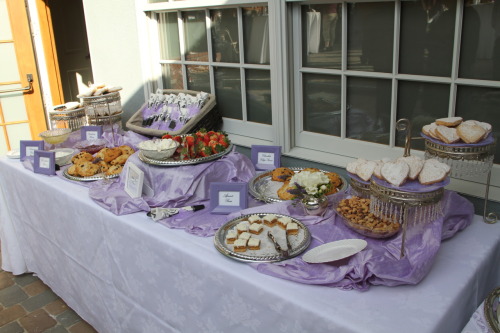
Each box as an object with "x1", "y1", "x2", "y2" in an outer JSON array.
[
  {"x1": 251, "y1": 145, "x2": 281, "y2": 171},
  {"x1": 210, "y1": 182, "x2": 248, "y2": 214},
  {"x1": 124, "y1": 163, "x2": 144, "y2": 198},
  {"x1": 81, "y1": 126, "x2": 103, "y2": 141},
  {"x1": 20, "y1": 140, "x2": 44, "y2": 161},
  {"x1": 33, "y1": 150, "x2": 56, "y2": 175}
]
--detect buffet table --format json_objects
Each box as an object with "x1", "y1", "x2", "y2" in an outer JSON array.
[{"x1": 1, "y1": 156, "x2": 500, "y2": 333}]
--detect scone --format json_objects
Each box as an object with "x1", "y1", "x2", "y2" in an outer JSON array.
[
  {"x1": 95, "y1": 148, "x2": 109, "y2": 161},
  {"x1": 277, "y1": 181, "x2": 296, "y2": 200},
  {"x1": 67, "y1": 164, "x2": 79, "y2": 176},
  {"x1": 71, "y1": 152, "x2": 93, "y2": 164},
  {"x1": 106, "y1": 164, "x2": 123, "y2": 176},
  {"x1": 118, "y1": 145, "x2": 135, "y2": 155},
  {"x1": 110, "y1": 153, "x2": 131, "y2": 165},
  {"x1": 271, "y1": 167, "x2": 294, "y2": 182},
  {"x1": 301, "y1": 167, "x2": 320, "y2": 173},
  {"x1": 78, "y1": 162, "x2": 100, "y2": 177},
  {"x1": 103, "y1": 147, "x2": 123, "y2": 163},
  {"x1": 96, "y1": 160, "x2": 110, "y2": 173}
]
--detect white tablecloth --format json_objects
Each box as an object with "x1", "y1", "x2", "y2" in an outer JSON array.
[{"x1": 1, "y1": 157, "x2": 500, "y2": 333}]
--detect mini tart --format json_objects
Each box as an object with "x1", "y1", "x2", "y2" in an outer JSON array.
[
  {"x1": 225, "y1": 230, "x2": 237, "y2": 244},
  {"x1": 233, "y1": 239, "x2": 247, "y2": 252},
  {"x1": 249, "y1": 223, "x2": 263, "y2": 235},
  {"x1": 236, "y1": 221, "x2": 249, "y2": 234},
  {"x1": 248, "y1": 238, "x2": 261, "y2": 250},
  {"x1": 277, "y1": 216, "x2": 292, "y2": 229},
  {"x1": 248, "y1": 215, "x2": 262, "y2": 224},
  {"x1": 286, "y1": 222, "x2": 299, "y2": 235},
  {"x1": 263, "y1": 214, "x2": 277, "y2": 227}
]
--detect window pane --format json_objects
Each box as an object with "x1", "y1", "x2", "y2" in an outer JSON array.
[
  {"x1": 456, "y1": 85, "x2": 500, "y2": 164},
  {"x1": 183, "y1": 11, "x2": 208, "y2": 62},
  {"x1": 161, "y1": 64, "x2": 183, "y2": 89},
  {"x1": 346, "y1": 77, "x2": 391, "y2": 144},
  {"x1": 459, "y1": 2, "x2": 499, "y2": 80},
  {"x1": 243, "y1": 7, "x2": 269, "y2": 64},
  {"x1": 214, "y1": 67, "x2": 242, "y2": 120},
  {"x1": 347, "y1": 2, "x2": 394, "y2": 73},
  {"x1": 396, "y1": 81, "x2": 450, "y2": 150},
  {"x1": 301, "y1": 4, "x2": 341, "y2": 69},
  {"x1": 158, "y1": 12, "x2": 180, "y2": 60},
  {"x1": 211, "y1": 9, "x2": 239, "y2": 63},
  {"x1": 246, "y1": 69, "x2": 271, "y2": 125},
  {"x1": 186, "y1": 65, "x2": 209, "y2": 92},
  {"x1": 303, "y1": 73, "x2": 341, "y2": 136},
  {"x1": 399, "y1": 1, "x2": 456, "y2": 77}
]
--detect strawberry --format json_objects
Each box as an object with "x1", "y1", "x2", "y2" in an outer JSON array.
[
  {"x1": 162, "y1": 134, "x2": 172, "y2": 139},
  {"x1": 172, "y1": 135, "x2": 182, "y2": 144},
  {"x1": 208, "y1": 140, "x2": 225, "y2": 154},
  {"x1": 203, "y1": 133, "x2": 211, "y2": 145},
  {"x1": 189, "y1": 143, "x2": 198, "y2": 159},
  {"x1": 185, "y1": 135, "x2": 195, "y2": 147},
  {"x1": 195, "y1": 129, "x2": 207, "y2": 138},
  {"x1": 198, "y1": 145, "x2": 212, "y2": 157},
  {"x1": 218, "y1": 135, "x2": 230, "y2": 148}
]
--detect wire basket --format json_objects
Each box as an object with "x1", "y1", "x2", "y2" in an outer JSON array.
[
  {"x1": 49, "y1": 107, "x2": 87, "y2": 131},
  {"x1": 348, "y1": 174, "x2": 371, "y2": 198}
]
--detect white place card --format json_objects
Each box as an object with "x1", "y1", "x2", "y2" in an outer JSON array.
[{"x1": 125, "y1": 163, "x2": 144, "y2": 198}]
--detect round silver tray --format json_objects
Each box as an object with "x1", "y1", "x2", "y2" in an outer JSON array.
[
  {"x1": 138, "y1": 143, "x2": 233, "y2": 167},
  {"x1": 62, "y1": 168, "x2": 119, "y2": 182},
  {"x1": 248, "y1": 167, "x2": 348, "y2": 203},
  {"x1": 214, "y1": 213, "x2": 311, "y2": 262},
  {"x1": 485, "y1": 287, "x2": 500, "y2": 333}
]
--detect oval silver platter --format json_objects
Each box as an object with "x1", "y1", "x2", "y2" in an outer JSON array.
[
  {"x1": 62, "y1": 168, "x2": 119, "y2": 182},
  {"x1": 484, "y1": 287, "x2": 500, "y2": 333},
  {"x1": 214, "y1": 213, "x2": 311, "y2": 263},
  {"x1": 248, "y1": 167, "x2": 348, "y2": 203},
  {"x1": 138, "y1": 143, "x2": 233, "y2": 167}
]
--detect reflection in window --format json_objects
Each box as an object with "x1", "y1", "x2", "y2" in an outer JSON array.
[
  {"x1": 396, "y1": 81, "x2": 450, "y2": 150},
  {"x1": 301, "y1": 4, "x2": 342, "y2": 69},
  {"x1": 246, "y1": 69, "x2": 271, "y2": 125},
  {"x1": 346, "y1": 77, "x2": 391, "y2": 144},
  {"x1": 186, "y1": 65, "x2": 209, "y2": 92},
  {"x1": 399, "y1": 1, "x2": 456, "y2": 77},
  {"x1": 243, "y1": 7, "x2": 270, "y2": 64},
  {"x1": 161, "y1": 64, "x2": 183, "y2": 89},
  {"x1": 158, "y1": 12, "x2": 181, "y2": 60},
  {"x1": 211, "y1": 9, "x2": 239, "y2": 63},
  {"x1": 214, "y1": 67, "x2": 242, "y2": 120},
  {"x1": 302, "y1": 73, "x2": 341, "y2": 136},
  {"x1": 347, "y1": 2, "x2": 394, "y2": 73},
  {"x1": 456, "y1": 85, "x2": 500, "y2": 163},
  {"x1": 183, "y1": 11, "x2": 208, "y2": 62}
]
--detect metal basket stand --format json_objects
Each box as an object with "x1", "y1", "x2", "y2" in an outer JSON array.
[
  {"x1": 369, "y1": 119, "x2": 444, "y2": 258},
  {"x1": 349, "y1": 177, "x2": 371, "y2": 198},
  {"x1": 49, "y1": 107, "x2": 87, "y2": 132},
  {"x1": 81, "y1": 91, "x2": 122, "y2": 146},
  {"x1": 424, "y1": 137, "x2": 497, "y2": 224}
]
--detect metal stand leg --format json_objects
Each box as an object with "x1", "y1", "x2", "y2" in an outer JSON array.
[
  {"x1": 400, "y1": 205, "x2": 408, "y2": 259},
  {"x1": 483, "y1": 168, "x2": 498, "y2": 224}
]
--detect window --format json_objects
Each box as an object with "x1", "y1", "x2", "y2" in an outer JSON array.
[{"x1": 144, "y1": 0, "x2": 500, "y2": 201}]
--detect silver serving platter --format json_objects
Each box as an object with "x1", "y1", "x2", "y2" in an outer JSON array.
[
  {"x1": 485, "y1": 287, "x2": 500, "y2": 333},
  {"x1": 138, "y1": 143, "x2": 233, "y2": 167},
  {"x1": 214, "y1": 213, "x2": 311, "y2": 263},
  {"x1": 248, "y1": 167, "x2": 348, "y2": 203},
  {"x1": 62, "y1": 168, "x2": 119, "y2": 182}
]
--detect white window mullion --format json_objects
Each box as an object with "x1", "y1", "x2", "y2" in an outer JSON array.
[
  {"x1": 177, "y1": 11, "x2": 188, "y2": 90},
  {"x1": 292, "y1": 3, "x2": 303, "y2": 143},
  {"x1": 389, "y1": 0, "x2": 401, "y2": 148},
  {"x1": 340, "y1": 2, "x2": 347, "y2": 139},
  {"x1": 449, "y1": 0, "x2": 464, "y2": 117},
  {"x1": 205, "y1": 9, "x2": 216, "y2": 95}
]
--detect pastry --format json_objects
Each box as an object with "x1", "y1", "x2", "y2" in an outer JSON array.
[
  {"x1": 71, "y1": 152, "x2": 93, "y2": 164},
  {"x1": 249, "y1": 223, "x2": 263, "y2": 235},
  {"x1": 422, "y1": 123, "x2": 438, "y2": 138},
  {"x1": 277, "y1": 216, "x2": 292, "y2": 229},
  {"x1": 78, "y1": 162, "x2": 100, "y2": 177},
  {"x1": 346, "y1": 158, "x2": 367, "y2": 174},
  {"x1": 381, "y1": 161, "x2": 409, "y2": 187},
  {"x1": 96, "y1": 160, "x2": 110, "y2": 173},
  {"x1": 457, "y1": 122, "x2": 487, "y2": 144},
  {"x1": 106, "y1": 164, "x2": 123, "y2": 176},
  {"x1": 418, "y1": 159, "x2": 450, "y2": 185},
  {"x1": 247, "y1": 238, "x2": 261, "y2": 250},
  {"x1": 263, "y1": 214, "x2": 277, "y2": 227},
  {"x1": 326, "y1": 172, "x2": 343, "y2": 189},
  {"x1": 225, "y1": 230, "x2": 237, "y2": 244},
  {"x1": 435, "y1": 116, "x2": 463, "y2": 127},
  {"x1": 110, "y1": 154, "x2": 131, "y2": 165},
  {"x1": 435, "y1": 125, "x2": 460, "y2": 144},
  {"x1": 271, "y1": 167, "x2": 294, "y2": 182},
  {"x1": 233, "y1": 239, "x2": 247, "y2": 252},
  {"x1": 398, "y1": 156, "x2": 424, "y2": 181},
  {"x1": 95, "y1": 148, "x2": 109, "y2": 161},
  {"x1": 103, "y1": 147, "x2": 122, "y2": 163},
  {"x1": 356, "y1": 160, "x2": 377, "y2": 182},
  {"x1": 301, "y1": 167, "x2": 320, "y2": 173},
  {"x1": 277, "y1": 181, "x2": 296, "y2": 200},
  {"x1": 247, "y1": 215, "x2": 262, "y2": 224},
  {"x1": 236, "y1": 221, "x2": 249, "y2": 234},
  {"x1": 286, "y1": 222, "x2": 299, "y2": 235},
  {"x1": 67, "y1": 164, "x2": 79, "y2": 176},
  {"x1": 118, "y1": 145, "x2": 135, "y2": 155},
  {"x1": 238, "y1": 231, "x2": 252, "y2": 241}
]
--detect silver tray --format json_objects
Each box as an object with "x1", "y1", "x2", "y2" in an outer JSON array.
[
  {"x1": 485, "y1": 287, "x2": 500, "y2": 333},
  {"x1": 214, "y1": 213, "x2": 311, "y2": 262},
  {"x1": 138, "y1": 143, "x2": 233, "y2": 167},
  {"x1": 62, "y1": 168, "x2": 119, "y2": 182},
  {"x1": 248, "y1": 167, "x2": 348, "y2": 203}
]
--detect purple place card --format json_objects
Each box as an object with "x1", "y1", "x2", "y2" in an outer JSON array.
[
  {"x1": 251, "y1": 145, "x2": 281, "y2": 171},
  {"x1": 20, "y1": 140, "x2": 44, "y2": 161},
  {"x1": 33, "y1": 150, "x2": 56, "y2": 175},
  {"x1": 81, "y1": 126, "x2": 103, "y2": 141},
  {"x1": 210, "y1": 182, "x2": 248, "y2": 214}
]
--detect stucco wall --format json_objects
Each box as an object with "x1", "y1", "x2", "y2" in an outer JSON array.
[{"x1": 81, "y1": 0, "x2": 146, "y2": 122}]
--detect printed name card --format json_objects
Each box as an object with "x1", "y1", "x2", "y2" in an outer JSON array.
[
  {"x1": 210, "y1": 182, "x2": 248, "y2": 214},
  {"x1": 20, "y1": 140, "x2": 45, "y2": 161},
  {"x1": 81, "y1": 126, "x2": 103, "y2": 141},
  {"x1": 33, "y1": 151, "x2": 56, "y2": 175},
  {"x1": 251, "y1": 145, "x2": 281, "y2": 171},
  {"x1": 124, "y1": 163, "x2": 145, "y2": 198}
]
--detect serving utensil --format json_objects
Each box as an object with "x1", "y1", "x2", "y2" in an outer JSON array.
[
  {"x1": 267, "y1": 231, "x2": 288, "y2": 258},
  {"x1": 147, "y1": 205, "x2": 205, "y2": 222}
]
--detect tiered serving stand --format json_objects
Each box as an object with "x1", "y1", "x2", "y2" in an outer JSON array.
[
  {"x1": 81, "y1": 91, "x2": 122, "y2": 145},
  {"x1": 49, "y1": 105, "x2": 87, "y2": 132},
  {"x1": 423, "y1": 129, "x2": 497, "y2": 223}
]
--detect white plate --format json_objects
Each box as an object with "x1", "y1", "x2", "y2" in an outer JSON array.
[
  {"x1": 6, "y1": 149, "x2": 20, "y2": 159},
  {"x1": 302, "y1": 239, "x2": 367, "y2": 263}
]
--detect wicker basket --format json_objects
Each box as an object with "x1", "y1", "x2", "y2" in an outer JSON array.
[{"x1": 126, "y1": 89, "x2": 220, "y2": 137}]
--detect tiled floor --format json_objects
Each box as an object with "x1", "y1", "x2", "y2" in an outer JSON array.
[{"x1": 0, "y1": 264, "x2": 97, "y2": 332}]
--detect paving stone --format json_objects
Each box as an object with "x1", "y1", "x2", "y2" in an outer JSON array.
[
  {"x1": 21, "y1": 289, "x2": 59, "y2": 312},
  {"x1": 0, "y1": 272, "x2": 14, "y2": 290},
  {"x1": 68, "y1": 321, "x2": 98, "y2": 333},
  {"x1": 0, "y1": 285, "x2": 28, "y2": 307},
  {"x1": 13, "y1": 274, "x2": 38, "y2": 287},
  {"x1": 45, "y1": 299, "x2": 69, "y2": 316},
  {"x1": 56, "y1": 309, "x2": 81, "y2": 328},
  {"x1": 46, "y1": 324, "x2": 70, "y2": 333},
  {"x1": 19, "y1": 309, "x2": 57, "y2": 332},
  {"x1": 23, "y1": 280, "x2": 49, "y2": 297},
  {"x1": 0, "y1": 304, "x2": 27, "y2": 326},
  {"x1": 0, "y1": 321, "x2": 24, "y2": 333}
]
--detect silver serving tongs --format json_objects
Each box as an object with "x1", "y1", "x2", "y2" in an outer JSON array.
[
  {"x1": 267, "y1": 231, "x2": 289, "y2": 258},
  {"x1": 147, "y1": 205, "x2": 204, "y2": 222}
]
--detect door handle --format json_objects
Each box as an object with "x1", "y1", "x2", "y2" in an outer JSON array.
[{"x1": 0, "y1": 74, "x2": 33, "y2": 94}]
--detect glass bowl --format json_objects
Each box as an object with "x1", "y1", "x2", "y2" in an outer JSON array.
[
  {"x1": 74, "y1": 139, "x2": 107, "y2": 155},
  {"x1": 138, "y1": 139, "x2": 179, "y2": 160},
  {"x1": 39, "y1": 128, "x2": 72, "y2": 145},
  {"x1": 52, "y1": 148, "x2": 77, "y2": 166}
]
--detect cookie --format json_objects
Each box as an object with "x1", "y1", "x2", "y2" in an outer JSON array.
[
  {"x1": 67, "y1": 164, "x2": 79, "y2": 176},
  {"x1": 96, "y1": 160, "x2": 110, "y2": 173},
  {"x1": 78, "y1": 162, "x2": 100, "y2": 177},
  {"x1": 435, "y1": 116, "x2": 463, "y2": 127},
  {"x1": 271, "y1": 167, "x2": 294, "y2": 182},
  {"x1": 71, "y1": 152, "x2": 93, "y2": 164}
]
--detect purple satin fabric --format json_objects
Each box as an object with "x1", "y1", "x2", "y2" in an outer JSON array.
[{"x1": 240, "y1": 190, "x2": 473, "y2": 290}]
